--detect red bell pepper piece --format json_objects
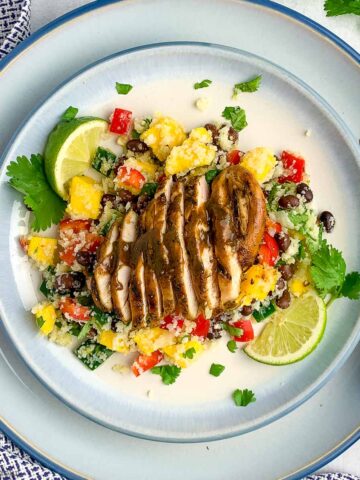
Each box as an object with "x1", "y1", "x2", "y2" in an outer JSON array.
[
  {"x1": 227, "y1": 150, "x2": 242, "y2": 165},
  {"x1": 232, "y1": 319, "x2": 254, "y2": 342},
  {"x1": 132, "y1": 350, "x2": 163, "y2": 377},
  {"x1": 265, "y1": 217, "x2": 282, "y2": 235},
  {"x1": 278, "y1": 151, "x2": 305, "y2": 184},
  {"x1": 59, "y1": 219, "x2": 102, "y2": 265},
  {"x1": 117, "y1": 166, "x2": 145, "y2": 193},
  {"x1": 60, "y1": 298, "x2": 91, "y2": 322},
  {"x1": 109, "y1": 108, "x2": 132, "y2": 135},
  {"x1": 192, "y1": 313, "x2": 210, "y2": 338},
  {"x1": 160, "y1": 314, "x2": 184, "y2": 331},
  {"x1": 258, "y1": 232, "x2": 279, "y2": 267}
]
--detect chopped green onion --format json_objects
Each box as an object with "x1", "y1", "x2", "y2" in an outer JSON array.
[
  {"x1": 77, "y1": 321, "x2": 93, "y2": 341},
  {"x1": 227, "y1": 340, "x2": 237, "y2": 353},
  {"x1": 252, "y1": 302, "x2": 275, "y2": 322}
]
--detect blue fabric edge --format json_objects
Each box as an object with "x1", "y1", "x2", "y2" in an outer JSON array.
[{"x1": 0, "y1": 0, "x2": 359, "y2": 478}]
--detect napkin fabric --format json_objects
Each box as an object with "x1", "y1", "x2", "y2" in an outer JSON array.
[{"x1": 0, "y1": 1, "x2": 358, "y2": 479}]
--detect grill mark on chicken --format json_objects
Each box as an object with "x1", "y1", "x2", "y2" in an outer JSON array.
[
  {"x1": 184, "y1": 175, "x2": 220, "y2": 315},
  {"x1": 164, "y1": 181, "x2": 198, "y2": 319},
  {"x1": 111, "y1": 210, "x2": 138, "y2": 323}
]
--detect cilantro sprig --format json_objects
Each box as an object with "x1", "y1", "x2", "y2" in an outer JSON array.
[
  {"x1": 115, "y1": 83, "x2": 133, "y2": 95},
  {"x1": 232, "y1": 388, "x2": 256, "y2": 407},
  {"x1": 310, "y1": 239, "x2": 360, "y2": 300},
  {"x1": 222, "y1": 106, "x2": 248, "y2": 132},
  {"x1": 324, "y1": 0, "x2": 360, "y2": 16},
  {"x1": 7, "y1": 154, "x2": 66, "y2": 231},
  {"x1": 233, "y1": 75, "x2": 262, "y2": 96},
  {"x1": 151, "y1": 365, "x2": 181, "y2": 385},
  {"x1": 194, "y1": 79, "x2": 212, "y2": 89}
]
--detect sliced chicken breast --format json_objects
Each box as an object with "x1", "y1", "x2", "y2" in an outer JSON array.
[
  {"x1": 184, "y1": 175, "x2": 220, "y2": 315},
  {"x1": 129, "y1": 252, "x2": 148, "y2": 328},
  {"x1": 111, "y1": 210, "x2": 138, "y2": 323},
  {"x1": 164, "y1": 181, "x2": 198, "y2": 319}
]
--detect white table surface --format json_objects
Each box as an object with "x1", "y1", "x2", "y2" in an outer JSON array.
[{"x1": 29, "y1": 0, "x2": 360, "y2": 477}]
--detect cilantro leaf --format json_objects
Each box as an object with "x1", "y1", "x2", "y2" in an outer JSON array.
[
  {"x1": 232, "y1": 388, "x2": 256, "y2": 407},
  {"x1": 61, "y1": 106, "x2": 78, "y2": 122},
  {"x1": 151, "y1": 365, "x2": 181, "y2": 385},
  {"x1": 194, "y1": 79, "x2": 212, "y2": 89},
  {"x1": 36, "y1": 316, "x2": 45, "y2": 329},
  {"x1": 115, "y1": 83, "x2": 133, "y2": 95},
  {"x1": 324, "y1": 0, "x2": 360, "y2": 17},
  {"x1": 205, "y1": 169, "x2": 220, "y2": 184},
  {"x1": 209, "y1": 363, "x2": 225, "y2": 377},
  {"x1": 222, "y1": 322, "x2": 243, "y2": 337},
  {"x1": 222, "y1": 106, "x2": 248, "y2": 132},
  {"x1": 288, "y1": 211, "x2": 309, "y2": 226},
  {"x1": 227, "y1": 340, "x2": 237, "y2": 353},
  {"x1": 234, "y1": 75, "x2": 262, "y2": 95},
  {"x1": 340, "y1": 272, "x2": 360, "y2": 300},
  {"x1": 7, "y1": 154, "x2": 66, "y2": 231},
  {"x1": 310, "y1": 240, "x2": 346, "y2": 296},
  {"x1": 140, "y1": 182, "x2": 158, "y2": 198},
  {"x1": 77, "y1": 321, "x2": 93, "y2": 341},
  {"x1": 183, "y1": 347, "x2": 196, "y2": 359}
]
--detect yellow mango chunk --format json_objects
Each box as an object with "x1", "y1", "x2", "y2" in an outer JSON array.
[
  {"x1": 241, "y1": 147, "x2": 277, "y2": 183},
  {"x1": 98, "y1": 330, "x2": 129, "y2": 353},
  {"x1": 239, "y1": 264, "x2": 280, "y2": 306},
  {"x1": 289, "y1": 264, "x2": 311, "y2": 297},
  {"x1": 141, "y1": 116, "x2": 186, "y2": 162},
  {"x1": 134, "y1": 327, "x2": 176, "y2": 355},
  {"x1": 162, "y1": 340, "x2": 204, "y2": 368},
  {"x1": 123, "y1": 157, "x2": 158, "y2": 181},
  {"x1": 165, "y1": 127, "x2": 216, "y2": 175},
  {"x1": 32, "y1": 303, "x2": 56, "y2": 335},
  {"x1": 27, "y1": 236, "x2": 57, "y2": 267},
  {"x1": 66, "y1": 176, "x2": 102, "y2": 219}
]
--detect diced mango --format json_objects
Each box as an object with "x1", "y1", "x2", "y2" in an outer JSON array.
[
  {"x1": 134, "y1": 327, "x2": 176, "y2": 355},
  {"x1": 27, "y1": 236, "x2": 57, "y2": 267},
  {"x1": 32, "y1": 303, "x2": 56, "y2": 335},
  {"x1": 141, "y1": 116, "x2": 186, "y2": 162},
  {"x1": 165, "y1": 127, "x2": 216, "y2": 176},
  {"x1": 66, "y1": 176, "x2": 102, "y2": 219},
  {"x1": 162, "y1": 340, "x2": 203, "y2": 368},
  {"x1": 239, "y1": 264, "x2": 280, "y2": 306},
  {"x1": 241, "y1": 147, "x2": 277, "y2": 183},
  {"x1": 98, "y1": 330, "x2": 129, "y2": 353},
  {"x1": 289, "y1": 264, "x2": 311, "y2": 297}
]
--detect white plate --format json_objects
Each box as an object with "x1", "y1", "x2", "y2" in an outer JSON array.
[{"x1": 0, "y1": 0, "x2": 359, "y2": 477}]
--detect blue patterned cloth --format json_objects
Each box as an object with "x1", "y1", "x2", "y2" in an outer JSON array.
[{"x1": 0, "y1": 1, "x2": 359, "y2": 479}]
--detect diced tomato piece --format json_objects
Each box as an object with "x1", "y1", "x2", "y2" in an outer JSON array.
[
  {"x1": 265, "y1": 218, "x2": 282, "y2": 234},
  {"x1": 59, "y1": 298, "x2": 91, "y2": 322},
  {"x1": 160, "y1": 314, "x2": 184, "y2": 331},
  {"x1": 278, "y1": 151, "x2": 305, "y2": 184},
  {"x1": 19, "y1": 236, "x2": 29, "y2": 252},
  {"x1": 258, "y1": 232, "x2": 279, "y2": 267},
  {"x1": 109, "y1": 108, "x2": 132, "y2": 135},
  {"x1": 132, "y1": 350, "x2": 163, "y2": 377},
  {"x1": 84, "y1": 233, "x2": 103, "y2": 252},
  {"x1": 59, "y1": 220, "x2": 102, "y2": 266},
  {"x1": 227, "y1": 150, "x2": 242, "y2": 165},
  {"x1": 232, "y1": 319, "x2": 254, "y2": 342},
  {"x1": 191, "y1": 313, "x2": 210, "y2": 338},
  {"x1": 59, "y1": 219, "x2": 92, "y2": 233},
  {"x1": 117, "y1": 166, "x2": 145, "y2": 192}
]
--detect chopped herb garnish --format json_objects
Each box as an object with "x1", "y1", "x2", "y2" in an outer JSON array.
[
  {"x1": 77, "y1": 295, "x2": 93, "y2": 306},
  {"x1": 232, "y1": 388, "x2": 256, "y2": 407},
  {"x1": 92, "y1": 146, "x2": 117, "y2": 177},
  {"x1": 7, "y1": 154, "x2": 66, "y2": 231},
  {"x1": 233, "y1": 75, "x2": 262, "y2": 95},
  {"x1": 324, "y1": 0, "x2": 360, "y2": 17},
  {"x1": 115, "y1": 83, "x2": 133, "y2": 95},
  {"x1": 61, "y1": 106, "x2": 78, "y2": 122},
  {"x1": 222, "y1": 322, "x2": 243, "y2": 337},
  {"x1": 183, "y1": 347, "x2": 196, "y2": 359},
  {"x1": 194, "y1": 79, "x2": 212, "y2": 89},
  {"x1": 209, "y1": 363, "x2": 225, "y2": 377},
  {"x1": 227, "y1": 340, "x2": 237, "y2": 353},
  {"x1": 222, "y1": 106, "x2": 248, "y2": 132},
  {"x1": 69, "y1": 322, "x2": 82, "y2": 337},
  {"x1": 205, "y1": 169, "x2": 220, "y2": 184},
  {"x1": 253, "y1": 302, "x2": 275, "y2": 322},
  {"x1": 36, "y1": 316, "x2": 45, "y2": 329},
  {"x1": 75, "y1": 340, "x2": 113, "y2": 370},
  {"x1": 55, "y1": 321, "x2": 62, "y2": 328},
  {"x1": 140, "y1": 182, "x2": 158, "y2": 198},
  {"x1": 131, "y1": 129, "x2": 141, "y2": 139},
  {"x1": 151, "y1": 365, "x2": 181, "y2": 385},
  {"x1": 77, "y1": 321, "x2": 93, "y2": 341},
  {"x1": 91, "y1": 306, "x2": 112, "y2": 327},
  {"x1": 39, "y1": 279, "x2": 53, "y2": 299}
]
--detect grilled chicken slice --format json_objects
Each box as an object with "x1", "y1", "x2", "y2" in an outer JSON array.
[
  {"x1": 93, "y1": 221, "x2": 119, "y2": 312},
  {"x1": 184, "y1": 175, "x2": 220, "y2": 315},
  {"x1": 129, "y1": 252, "x2": 148, "y2": 328},
  {"x1": 208, "y1": 173, "x2": 242, "y2": 309},
  {"x1": 111, "y1": 210, "x2": 138, "y2": 323},
  {"x1": 164, "y1": 181, "x2": 198, "y2": 319},
  {"x1": 225, "y1": 165, "x2": 266, "y2": 270}
]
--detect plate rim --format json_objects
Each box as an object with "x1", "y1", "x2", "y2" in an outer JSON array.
[{"x1": 0, "y1": 0, "x2": 359, "y2": 477}]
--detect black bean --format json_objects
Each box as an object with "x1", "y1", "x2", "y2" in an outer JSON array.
[
  {"x1": 228, "y1": 127, "x2": 238, "y2": 143},
  {"x1": 101, "y1": 191, "x2": 134, "y2": 209},
  {"x1": 132, "y1": 193, "x2": 151, "y2": 215},
  {"x1": 54, "y1": 272, "x2": 85, "y2": 295},
  {"x1": 278, "y1": 194, "x2": 300, "y2": 209},
  {"x1": 204, "y1": 123, "x2": 219, "y2": 144},
  {"x1": 318, "y1": 211, "x2": 335, "y2": 233},
  {"x1": 101, "y1": 194, "x2": 117, "y2": 207},
  {"x1": 274, "y1": 232, "x2": 291, "y2": 253},
  {"x1": 126, "y1": 139, "x2": 149, "y2": 153},
  {"x1": 111, "y1": 318, "x2": 118, "y2": 332},
  {"x1": 296, "y1": 183, "x2": 313, "y2": 203},
  {"x1": 276, "y1": 289, "x2": 291, "y2": 309},
  {"x1": 276, "y1": 277, "x2": 286, "y2": 291},
  {"x1": 240, "y1": 305, "x2": 253, "y2": 316},
  {"x1": 76, "y1": 250, "x2": 96, "y2": 269},
  {"x1": 278, "y1": 264, "x2": 295, "y2": 281}
]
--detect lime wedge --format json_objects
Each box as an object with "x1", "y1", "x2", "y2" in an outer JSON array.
[
  {"x1": 44, "y1": 117, "x2": 108, "y2": 199},
  {"x1": 244, "y1": 292, "x2": 326, "y2": 365}
]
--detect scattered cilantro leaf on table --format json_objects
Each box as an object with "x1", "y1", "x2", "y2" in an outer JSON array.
[
  {"x1": 115, "y1": 83, "x2": 133, "y2": 95},
  {"x1": 151, "y1": 365, "x2": 181, "y2": 385},
  {"x1": 324, "y1": 0, "x2": 360, "y2": 17},
  {"x1": 222, "y1": 106, "x2": 247, "y2": 132},
  {"x1": 7, "y1": 154, "x2": 66, "y2": 231},
  {"x1": 194, "y1": 79, "x2": 212, "y2": 89},
  {"x1": 233, "y1": 75, "x2": 262, "y2": 96},
  {"x1": 232, "y1": 388, "x2": 256, "y2": 407},
  {"x1": 209, "y1": 363, "x2": 225, "y2": 377}
]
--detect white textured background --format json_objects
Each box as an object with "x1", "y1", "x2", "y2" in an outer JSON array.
[{"x1": 30, "y1": 0, "x2": 360, "y2": 476}]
